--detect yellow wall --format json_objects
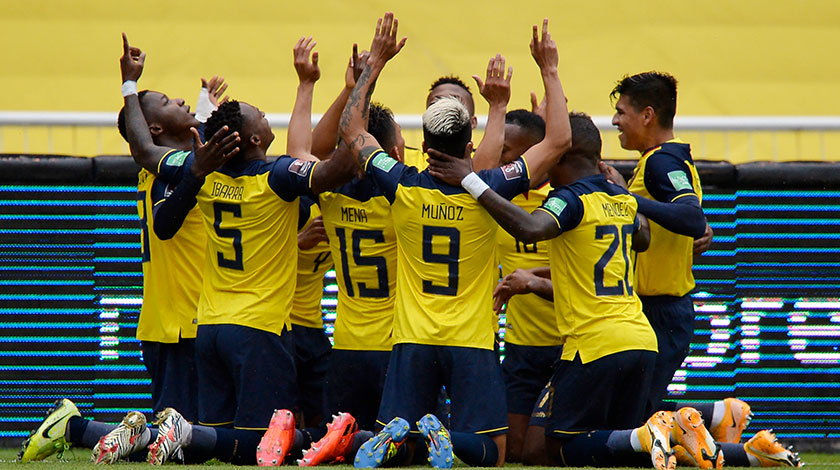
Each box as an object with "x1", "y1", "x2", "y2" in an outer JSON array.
[{"x1": 1, "y1": 0, "x2": 839, "y2": 161}]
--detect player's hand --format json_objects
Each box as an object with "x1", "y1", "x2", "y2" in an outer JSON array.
[
  {"x1": 530, "y1": 91, "x2": 547, "y2": 119},
  {"x1": 294, "y1": 36, "x2": 321, "y2": 84},
  {"x1": 426, "y1": 148, "x2": 474, "y2": 186},
  {"x1": 120, "y1": 33, "x2": 146, "y2": 83},
  {"x1": 492, "y1": 269, "x2": 534, "y2": 313},
  {"x1": 202, "y1": 76, "x2": 230, "y2": 107},
  {"x1": 344, "y1": 44, "x2": 370, "y2": 88},
  {"x1": 693, "y1": 222, "x2": 714, "y2": 257},
  {"x1": 599, "y1": 161, "x2": 628, "y2": 189},
  {"x1": 530, "y1": 18, "x2": 558, "y2": 72},
  {"x1": 473, "y1": 54, "x2": 512, "y2": 107},
  {"x1": 368, "y1": 12, "x2": 407, "y2": 68},
  {"x1": 298, "y1": 215, "x2": 328, "y2": 250},
  {"x1": 190, "y1": 126, "x2": 240, "y2": 179}
]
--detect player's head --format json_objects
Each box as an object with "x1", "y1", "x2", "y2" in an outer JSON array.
[
  {"x1": 117, "y1": 90, "x2": 199, "y2": 143},
  {"x1": 205, "y1": 100, "x2": 274, "y2": 156},
  {"x1": 422, "y1": 96, "x2": 473, "y2": 159},
  {"x1": 551, "y1": 112, "x2": 601, "y2": 186},
  {"x1": 501, "y1": 109, "x2": 545, "y2": 164},
  {"x1": 426, "y1": 76, "x2": 477, "y2": 129},
  {"x1": 368, "y1": 102, "x2": 405, "y2": 163},
  {"x1": 610, "y1": 71, "x2": 678, "y2": 151}
]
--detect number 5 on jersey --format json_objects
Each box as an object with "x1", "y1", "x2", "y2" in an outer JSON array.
[{"x1": 213, "y1": 202, "x2": 244, "y2": 270}]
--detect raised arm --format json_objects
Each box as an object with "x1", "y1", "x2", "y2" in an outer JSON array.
[
  {"x1": 194, "y1": 75, "x2": 229, "y2": 123},
  {"x1": 338, "y1": 11, "x2": 407, "y2": 166},
  {"x1": 311, "y1": 45, "x2": 367, "y2": 158},
  {"x1": 120, "y1": 33, "x2": 172, "y2": 174},
  {"x1": 519, "y1": 19, "x2": 572, "y2": 188},
  {"x1": 287, "y1": 36, "x2": 321, "y2": 162},
  {"x1": 471, "y1": 54, "x2": 512, "y2": 171}
]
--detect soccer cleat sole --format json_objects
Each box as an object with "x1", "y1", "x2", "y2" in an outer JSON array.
[
  {"x1": 257, "y1": 409, "x2": 295, "y2": 467},
  {"x1": 417, "y1": 414, "x2": 453, "y2": 469},
  {"x1": 354, "y1": 417, "x2": 410, "y2": 468}
]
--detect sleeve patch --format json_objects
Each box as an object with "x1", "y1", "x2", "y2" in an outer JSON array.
[
  {"x1": 164, "y1": 151, "x2": 190, "y2": 167},
  {"x1": 370, "y1": 152, "x2": 397, "y2": 173},
  {"x1": 667, "y1": 170, "x2": 692, "y2": 191},
  {"x1": 542, "y1": 197, "x2": 568, "y2": 217},
  {"x1": 501, "y1": 160, "x2": 524, "y2": 180},
  {"x1": 289, "y1": 159, "x2": 315, "y2": 177}
]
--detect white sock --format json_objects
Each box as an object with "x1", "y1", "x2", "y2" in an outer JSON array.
[
  {"x1": 710, "y1": 400, "x2": 726, "y2": 430},
  {"x1": 630, "y1": 428, "x2": 644, "y2": 452},
  {"x1": 747, "y1": 451, "x2": 761, "y2": 467}
]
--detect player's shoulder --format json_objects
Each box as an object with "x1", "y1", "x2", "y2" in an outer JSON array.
[{"x1": 647, "y1": 140, "x2": 693, "y2": 165}]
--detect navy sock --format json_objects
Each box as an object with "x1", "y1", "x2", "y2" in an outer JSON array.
[
  {"x1": 67, "y1": 417, "x2": 118, "y2": 449},
  {"x1": 125, "y1": 428, "x2": 158, "y2": 462},
  {"x1": 181, "y1": 424, "x2": 216, "y2": 464},
  {"x1": 720, "y1": 442, "x2": 751, "y2": 467},
  {"x1": 659, "y1": 401, "x2": 679, "y2": 412},
  {"x1": 212, "y1": 428, "x2": 262, "y2": 465},
  {"x1": 351, "y1": 430, "x2": 374, "y2": 459},
  {"x1": 559, "y1": 431, "x2": 614, "y2": 467},
  {"x1": 450, "y1": 432, "x2": 498, "y2": 467}
]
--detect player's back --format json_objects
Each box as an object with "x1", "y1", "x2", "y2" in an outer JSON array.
[
  {"x1": 319, "y1": 175, "x2": 396, "y2": 351},
  {"x1": 290, "y1": 196, "x2": 333, "y2": 329},
  {"x1": 539, "y1": 174, "x2": 656, "y2": 363}
]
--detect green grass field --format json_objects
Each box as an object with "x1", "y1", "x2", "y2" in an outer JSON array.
[{"x1": 1, "y1": 447, "x2": 838, "y2": 470}]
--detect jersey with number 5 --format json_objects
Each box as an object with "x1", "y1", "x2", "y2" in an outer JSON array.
[
  {"x1": 536, "y1": 174, "x2": 657, "y2": 364},
  {"x1": 364, "y1": 150, "x2": 531, "y2": 350},
  {"x1": 158, "y1": 151, "x2": 317, "y2": 337}
]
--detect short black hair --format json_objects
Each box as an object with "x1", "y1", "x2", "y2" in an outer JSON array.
[
  {"x1": 610, "y1": 71, "x2": 678, "y2": 129},
  {"x1": 368, "y1": 102, "x2": 397, "y2": 153},
  {"x1": 117, "y1": 90, "x2": 150, "y2": 142},
  {"x1": 423, "y1": 96, "x2": 471, "y2": 158},
  {"x1": 428, "y1": 75, "x2": 472, "y2": 96},
  {"x1": 505, "y1": 109, "x2": 545, "y2": 140},
  {"x1": 566, "y1": 111, "x2": 601, "y2": 164},
  {"x1": 204, "y1": 100, "x2": 243, "y2": 146}
]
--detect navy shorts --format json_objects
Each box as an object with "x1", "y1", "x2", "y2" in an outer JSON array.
[
  {"x1": 539, "y1": 349, "x2": 656, "y2": 438},
  {"x1": 140, "y1": 338, "x2": 199, "y2": 423},
  {"x1": 641, "y1": 294, "x2": 695, "y2": 414},
  {"x1": 326, "y1": 349, "x2": 390, "y2": 431},
  {"x1": 377, "y1": 343, "x2": 507, "y2": 436},
  {"x1": 290, "y1": 324, "x2": 332, "y2": 424},
  {"x1": 195, "y1": 324, "x2": 296, "y2": 430},
  {"x1": 502, "y1": 343, "x2": 562, "y2": 416}
]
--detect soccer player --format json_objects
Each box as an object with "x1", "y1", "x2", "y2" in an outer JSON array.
[{"x1": 340, "y1": 15, "x2": 571, "y2": 468}]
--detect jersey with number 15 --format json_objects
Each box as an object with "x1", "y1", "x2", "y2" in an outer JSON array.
[
  {"x1": 157, "y1": 151, "x2": 318, "y2": 337},
  {"x1": 364, "y1": 150, "x2": 531, "y2": 351}
]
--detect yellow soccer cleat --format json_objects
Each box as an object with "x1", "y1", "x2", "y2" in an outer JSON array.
[
  {"x1": 744, "y1": 430, "x2": 803, "y2": 467},
  {"x1": 711, "y1": 398, "x2": 753, "y2": 444},
  {"x1": 17, "y1": 399, "x2": 81, "y2": 462},
  {"x1": 635, "y1": 410, "x2": 676, "y2": 470},
  {"x1": 672, "y1": 407, "x2": 723, "y2": 469}
]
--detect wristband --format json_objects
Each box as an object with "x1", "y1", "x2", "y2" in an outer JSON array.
[
  {"x1": 121, "y1": 80, "x2": 138, "y2": 97},
  {"x1": 194, "y1": 87, "x2": 214, "y2": 123},
  {"x1": 461, "y1": 172, "x2": 490, "y2": 199}
]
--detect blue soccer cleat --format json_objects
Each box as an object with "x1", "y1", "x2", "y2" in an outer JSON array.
[
  {"x1": 354, "y1": 417, "x2": 410, "y2": 468},
  {"x1": 417, "y1": 414, "x2": 453, "y2": 469}
]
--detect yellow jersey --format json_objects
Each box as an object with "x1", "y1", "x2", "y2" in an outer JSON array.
[
  {"x1": 319, "y1": 176, "x2": 397, "y2": 351},
  {"x1": 402, "y1": 147, "x2": 426, "y2": 170},
  {"x1": 496, "y1": 181, "x2": 562, "y2": 346},
  {"x1": 136, "y1": 169, "x2": 205, "y2": 342},
  {"x1": 536, "y1": 174, "x2": 657, "y2": 364},
  {"x1": 290, "y1": 196, "x2": 333, "y2": 329},
  {"x1": 364, "y1": 150, "x2": 531, "y2": 350},
  {"x1": 158, "y1": 151, "x2": 318, "y2": 336},
  {"x1": 627, "y1": 139, "x2": 702, "y2": 297}
]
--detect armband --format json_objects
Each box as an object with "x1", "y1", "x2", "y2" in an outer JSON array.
[
  {"x1": 461, "y1": 172, "x2": 490, "y2": 199},
  {"x1": 121, "y1": 80, "x2": 138, "y2": 97}
]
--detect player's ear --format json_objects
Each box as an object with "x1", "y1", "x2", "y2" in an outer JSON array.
[
  {"x1": 148, "y1": 122, "x2": 163, "y2": 137},
  {"x1": 250, "y1": 133, "x2": 261, "y2": 148},
  {"x1": 642, "y1": 106, "x2": 655, "y2": 127},
  {"x1": 389, "y1": 145, "x2": 403, "y2": 163},
  {"x1": 463, "y1": 141, "x2": 474, "y2": 159},
  {"x1": 470, "y1": 115, "x2": 478, "y2": 130}
]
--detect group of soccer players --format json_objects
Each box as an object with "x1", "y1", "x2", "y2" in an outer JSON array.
[{"x1": 18, "y1": 12, "x2": 804, "y2": 470}]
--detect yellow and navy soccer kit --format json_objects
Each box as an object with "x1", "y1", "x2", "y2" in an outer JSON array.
[
  {"x1": 496, "y1": 181, "x2": 564, "y2": 417},
  {"x1": 157, "y1": 150, "x2": 318, "y2": 430},
  {"x1": 627, "y1": 139, "x2": 703, "y2": 414},
  {"x1": 401, "y1": 146, "x2": 426, "y2": 170},
  {"x1": 532, "y1": 174, "x2": 658, "y2": 435},
  {"x1": 319, "y1": 175, "x2": 397, "y2": 430},
  {"x1": 363, "y1": 149, "x2": 531, "y2": 435},
  {"x1": 137, "y1": 169, "x2": 205, "y2": 422},
  {"x1": 289, "y1": 195, "x2": 333, "y2": 426}
]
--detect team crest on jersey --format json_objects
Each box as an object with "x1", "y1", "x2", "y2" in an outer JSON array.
[
  {"x1": 543, "y1": 197, "x2": 567, "y2": 217},
  {"x1": 165, "y1": 151, "x2": 190, "y2": 167},
  {"x1": 289, "y1": 159, "x2": 314, "y2": 177},
  {"x1": 501, "y1": 160, "x2": 524, "y2": 180},
  {"x1": 371, "y1": 152, "x2": 397, "y2": 172},
  {"x1": 667, "y1": 170, "x2": 692, "y2": 191}
]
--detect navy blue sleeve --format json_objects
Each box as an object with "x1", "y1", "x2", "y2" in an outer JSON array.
[
  {"x1": 536, "y1": 187, "x2": 583, "y2": 233},
  {"x1": 634, "y1": 194, "x2": 706, "y2": 238},
  {"x1": 643, "y1": 151, "x2": 698, "y2": 203},
  {"x1": 298, "y1": 195, "x2": 316, "y2": 231},
  {"x1": 151, "y1": 170, "x2": 203, "y2": 240},
  {"x1": 156, "y1": 150, "x2": 194, "y2": 185},
  {"x1": 363, "y1": 149, "x2": 409, "y2": 204},
  {"x1": 478, "y1": 156, "x2": 531, "y2": 201},
  {"x1": 197, "y1": 122, "x2": 206, "y2": 142},
  {"x1": 267, "y1": 156, "x2": 318, "y2": 202}
]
